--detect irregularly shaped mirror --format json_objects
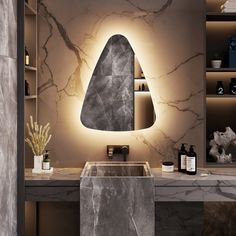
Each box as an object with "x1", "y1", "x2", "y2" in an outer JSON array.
[{"x1": 81, "y1": 34, "x2": 155, "y2": 131}]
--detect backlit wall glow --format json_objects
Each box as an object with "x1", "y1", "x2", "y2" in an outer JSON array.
[{"x1": 36, "y1": 0, "x2": 205, "y2": 167}]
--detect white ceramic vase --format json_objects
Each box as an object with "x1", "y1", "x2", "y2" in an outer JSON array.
[
  {"x1": 211, "y1": 60, "x2": 222, "y2": 69},
  {"x1": 34, "y1": 155, "x2": 43, "y2": 171}
]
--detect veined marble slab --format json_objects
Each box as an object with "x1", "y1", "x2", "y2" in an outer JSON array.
[
  {"x1": 80, "y1": 162, "x2": 154, "y2": 236},
  {"x1": 25, "y1": 168, "x2": 236, "y2": 202},
  {"x1": 152, "y1": 168, "x2": 236, "y2": 187},
  {"x1": 0, "y1": 56, "x2": 17, "y2": 234}
]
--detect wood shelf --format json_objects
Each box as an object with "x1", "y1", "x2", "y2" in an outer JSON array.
[
  {"x1": 25, "y1": 2, "x2": 37, "y2": 15},
  {"x1": 25, "y1": 65, "x2": 37, "y2": 71},
  {"x1": 25, "y1": 95, "x2": 37, "y2": 100},
  {"x1": 207, "y1": 12, "x2": 236, "y2": 21},
  {"x1": 206, "y1": 95, "x2": 236, "y2": 98},
  {"x1": 206, "y1": 68, "x2": 236, "y2": 72}
]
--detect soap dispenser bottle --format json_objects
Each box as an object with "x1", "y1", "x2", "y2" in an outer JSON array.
[
  {"x1": 186, "y1": 145, "x2": 197, "y2": 175},
  {"x1": 178, "y1": 143, "x2": 187, "y2": 173}
]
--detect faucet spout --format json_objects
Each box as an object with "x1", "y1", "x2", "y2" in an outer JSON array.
[{"x1": 107, "y1": 145, "x2": 129, "y2": 161}]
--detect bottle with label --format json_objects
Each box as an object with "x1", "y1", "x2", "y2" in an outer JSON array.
[
  {"x1": 216, "y1": 81, "x2": 224, "y2": 95},
  {"x1": 186, "y1": 145, "x2": 197, "y2": 175},
  {"x1": 178, "y1": 143, "x2": 187, "y2": 172},
  {"x1": 25, "y1": 47, "x2": 30, "y2": 66},
  {"x1": 42, "y1": 150, "x2": 50, "y2": 170}
]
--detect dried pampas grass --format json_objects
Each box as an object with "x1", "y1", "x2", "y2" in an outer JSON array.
[{"x1": 25, "y1": 116, "x2": 52, "y2": 156}]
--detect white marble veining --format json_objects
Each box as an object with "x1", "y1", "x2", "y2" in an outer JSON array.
[
  {"x1": 153, "y1": 168, "x2": 236, "y2": 202},
  {"x1": 37, "y1": 0, "x2": 205, "y2": 168}
]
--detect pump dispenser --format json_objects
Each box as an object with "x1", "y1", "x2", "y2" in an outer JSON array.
[
  {"x1": 186, "y1": 145, "x2": 197, "y2": 175},
  {"x1": 178, "y1": 143, "x2": 187, "y2": 172}
]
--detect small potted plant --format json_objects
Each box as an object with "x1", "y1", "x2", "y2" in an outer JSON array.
[
  {"x1": 25, "y1": 116, "x2": 52, "y2": 173},
  {"x1": 211, "y1": 53, "x2": 222, "y2": 69}
]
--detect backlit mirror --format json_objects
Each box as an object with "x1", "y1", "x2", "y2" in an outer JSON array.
[{"x1": 81, "y1": 34, "x2": 155, "y2": 131}]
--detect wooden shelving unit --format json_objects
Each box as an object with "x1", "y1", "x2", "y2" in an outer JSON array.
[
  {"x1": 24, "y1": 0, "x2": 38, "y2": 167},
  {"x1": 206, "y1": 0, "x2": 236, "y2": 166},
  {"x1": 206, "y1": 95, "x2": 236, "y2": 98}
]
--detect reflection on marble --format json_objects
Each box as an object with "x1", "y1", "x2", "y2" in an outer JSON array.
[
  {"x1": 204, "y1": 202, "x2": 236, "y2": 236},
  {"x1": 80, "y1": 174, "x2": 154, "y2": 235},
  {"x1": 0, "y1": 0, "x2": 17, "y2": 58},
  {"x1": 153, "y1": 169, "x2": 236, "y2": 202},
  {"x1": 156, "y1": 202, "x2": 204, "y2": 236},
  {"x1": 0, "y1": 57, "x2": 17, "y2": 234},
  {"x1": 81, "y1": 35, "x2": 134, "y2": 131},
  {"x1": 25, "y1": 168, "x2": 82, "y2": 186},
  {"x1": 37, "y1": 0, "x2": 204, "y2": 167}
]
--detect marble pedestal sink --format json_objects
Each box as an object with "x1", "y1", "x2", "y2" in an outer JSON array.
[{"x1": 80, "y1": 162, "x2": 154, "y2": 236}]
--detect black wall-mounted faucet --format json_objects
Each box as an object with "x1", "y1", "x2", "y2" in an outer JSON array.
[{"x1": 107, "y1": 145, "x2": 129, "y2": 161}]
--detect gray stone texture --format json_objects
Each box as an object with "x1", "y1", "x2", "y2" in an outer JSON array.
[
  {"x1": 155, "y1": 202, "x2": 204, "y2": 236},
  {"x1": 0, "y1": 0, "x2": 17, "y2": 234},
  {"x1": 81, "y1": 35, "x2": 134, "y2": 131},
  {"x1": 80, "y1": 176, "x2": 154, "y2": 236}
]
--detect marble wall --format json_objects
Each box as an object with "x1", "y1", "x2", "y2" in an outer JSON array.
[
  {"x1": 0, "y1": 0, "x2": 17, "y2": 235},
  {"x1": 37, "y1": 0, "x2": 205, "y2": 167}
]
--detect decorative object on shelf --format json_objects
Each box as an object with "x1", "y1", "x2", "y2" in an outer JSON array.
[
  {"x1": 229, "y1": 36, "x2": 236, "y2": 68},
  {"x1": 141, "y1": 83, "x2": 145, "y2": 91},
  {"x1": 229, "y1": 78, "x2": 236, "y2": 94},
  {"x1": 140, "y1": 71, "x2": 145, "y2": 79},
  {"x1": 138, "y1": 85, "x2": 141, "y2": 91},
  {"x1": 209, "y1": 127, "x2": 236, "y2": 163},
  {"x1": 216, "y1": 81, "x2": 224, "y2": 95},
  {"x1": 42, "y1": 150, "x2": 51, "y2": 170},
  {"x1": 25, "y1": 47, "x2": 30, "y2": 66},
  {"x1": 221, "y1": 0, "x2": 236, "y2": 13},
  {"x1": 25, "y1": 116, "x2": 52, "y2": 173},
  {"x1": 25, "y1": 80, "x2": 30, "y2": 96},
  {"x1": 211, "y1": 53, "x2": 222, "y2": 69}
]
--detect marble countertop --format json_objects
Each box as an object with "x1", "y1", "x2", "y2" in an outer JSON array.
[
  {"x1": 25, "y1": 168, "x2": 83, "y2": 186},
  {"x1": 152, "y1": 168, "x2": 236, "y2": 187},
  {"x1": 25, "y1": 168, "x2": 236, "y2": 187}
]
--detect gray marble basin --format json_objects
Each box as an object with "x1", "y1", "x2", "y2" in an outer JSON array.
[
  {"x1": 80, "y1": 161, "x2": 154, "y2": 236},
  {"x1": 81, "y1": 161, "x2": 152, "y2": 177}
]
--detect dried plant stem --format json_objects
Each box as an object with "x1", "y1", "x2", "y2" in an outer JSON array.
[{"x1": 25, "y1": 116, "x2": 52, "y2": 156}]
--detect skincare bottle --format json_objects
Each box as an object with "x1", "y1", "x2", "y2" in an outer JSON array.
[
  {"x1": 25, "y1": 80, "x2": 30, "y2": 96},
  {"x1": 142, "y1": 83, "x2": 145, "y2": 91},
  {"x1": 229, "y1": 78, "x2": 236, "y2": 95},
  {"x1": 178, "y1": 143, "x2": 187, "y2": 173},
  {"x1": 186, "y1": 145, "x2": 197, "y2": 175},
  {"x1": 216, "y1": 81, "x2": 224, "y2": 95},
  {"x1": 25, "y1": 47, "x2": 30, "y2": 66},
  {"x1": 43, "y1": 150, "x2": 50, "y2": 170}
]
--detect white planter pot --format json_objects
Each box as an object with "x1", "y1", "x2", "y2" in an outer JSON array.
[
  {"x1": 33, "y1": 155, "x2": 43, "y2": 171},
  {"x1": 211, "y1": 60, "x2": 222, "y2": 69}
]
